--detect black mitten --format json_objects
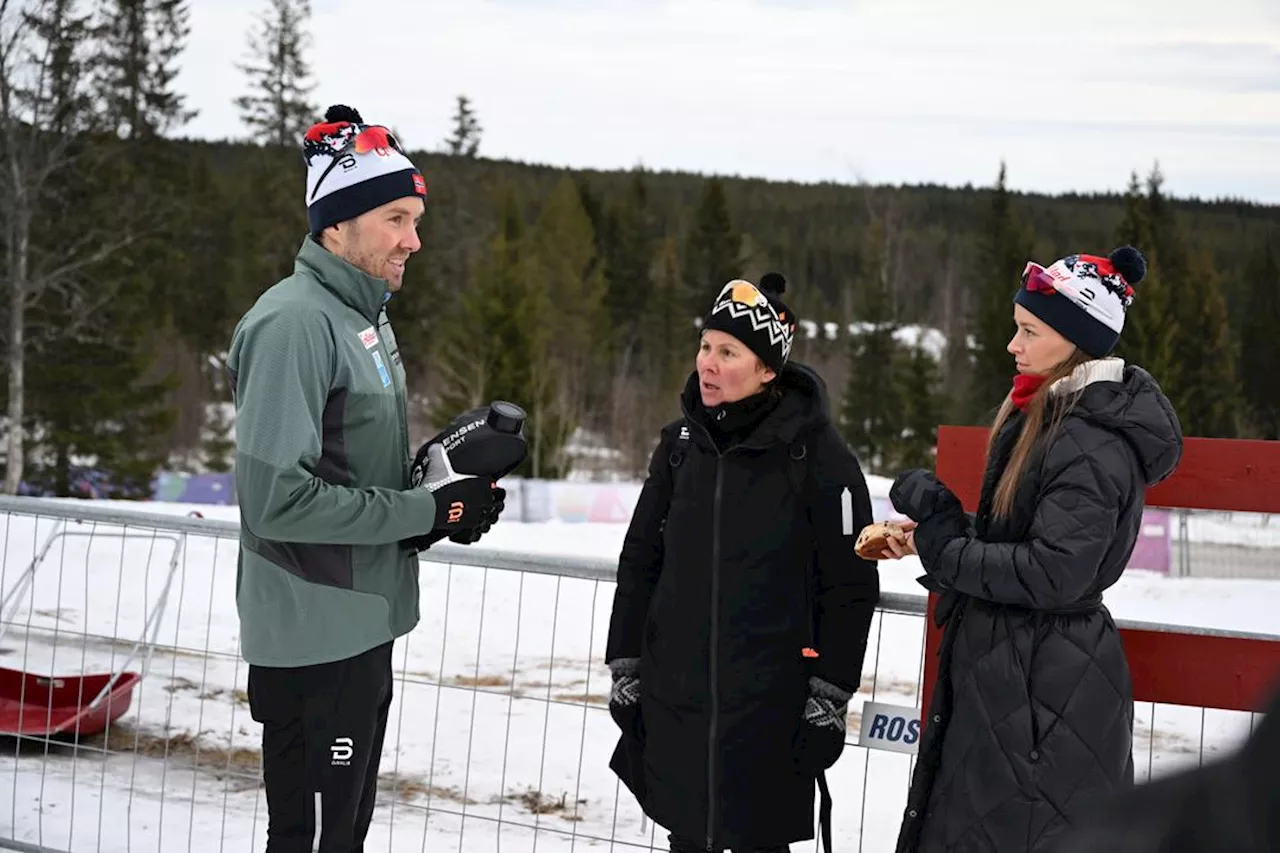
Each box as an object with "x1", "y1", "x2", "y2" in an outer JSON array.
[
  {"x1": 794, "y1": 676, "x2": 851, "y2": 775},
  {"x1": 890, "y1": 468, "x2": 964, "y2": 523}
]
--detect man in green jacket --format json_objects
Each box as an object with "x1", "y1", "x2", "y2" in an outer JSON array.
[{"x1": 227, "y1": 103, "x2": 501, "y2": 853}]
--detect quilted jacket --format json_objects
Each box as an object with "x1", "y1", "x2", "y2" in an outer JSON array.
[
  {"x1": 889, "y1": 359, "x2": 1183, "y2": 853},
  {"x1": 1049, "y1": 684, "x2": 1280, "y2": 853}
]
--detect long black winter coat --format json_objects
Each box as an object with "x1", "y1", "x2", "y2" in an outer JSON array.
[
  {"x1": 605, "y1": 363, "x2": 880, "y2": 850},
  {"x1": 890, "y1": 360, "x2": 1183, "y2": 853}
]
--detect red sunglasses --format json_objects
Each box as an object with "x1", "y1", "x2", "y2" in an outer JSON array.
[{"x1": 1021, "y1": 262, "x2": 1058, "y2": 295}]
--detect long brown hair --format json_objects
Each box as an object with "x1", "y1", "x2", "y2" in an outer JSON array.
[{"x1": 986, "y1": 349, "x2": 1095, "y2": 519}]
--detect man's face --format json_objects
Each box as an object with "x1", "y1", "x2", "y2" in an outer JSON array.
[{"x1": 328, "y1": 196, "x2": 424, "y2": 291}]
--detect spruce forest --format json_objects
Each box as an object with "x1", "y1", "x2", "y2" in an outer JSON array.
[{"x1": 2, "y1": 0, "x2": 1279, "y2": 497}]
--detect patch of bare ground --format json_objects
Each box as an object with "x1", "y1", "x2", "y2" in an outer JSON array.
[{"x1": 505, "y1": 787, "x2": 587, "y2": 821}]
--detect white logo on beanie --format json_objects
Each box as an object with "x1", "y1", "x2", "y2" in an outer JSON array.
[{"x1": 302, "y1": 104, "x2": 426, "y2": 233}]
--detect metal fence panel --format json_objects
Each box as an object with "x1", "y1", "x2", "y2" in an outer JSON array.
[{"x1": 0, "y1": 497, "x2": 1268, "y2": 853}]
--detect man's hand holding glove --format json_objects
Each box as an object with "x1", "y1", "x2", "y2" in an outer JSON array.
[{"x1": 794, "y1": 676, "x2": 852, "y2": 774}]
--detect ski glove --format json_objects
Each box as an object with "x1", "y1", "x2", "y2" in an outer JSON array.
[
  {"x1": 795, "y1": 676, "x2": 851, "y2": 774},
  {"x1": 608, "y1": 657, "x2": 644, "y2": 745},
  {"x1": 412, "y1": 442, "x2": 501, "y2": 529},
  {"x1": 404, "y1": 486, "x2": 506, "y2": 554}
]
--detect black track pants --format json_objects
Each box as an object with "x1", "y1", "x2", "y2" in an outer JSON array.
[{"x1": 247, "y1": 641, "x2": 394, "y2": 853}]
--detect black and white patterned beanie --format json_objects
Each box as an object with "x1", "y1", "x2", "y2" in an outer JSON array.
[{"x1": 701, "y1": 272, "x2": 798, "y2": 374}]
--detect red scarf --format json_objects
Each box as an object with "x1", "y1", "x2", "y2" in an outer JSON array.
[{"x1": 1011, "y1": 373, "x2": 1048, "y2": 411}]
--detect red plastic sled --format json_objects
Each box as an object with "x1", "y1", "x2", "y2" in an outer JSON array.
[
  {"x1": 0, "y1": 523, "x2": 186, "y2": 740},
  {"x1": 0, "y1": 667, "x2": 141, "y2": 737}
]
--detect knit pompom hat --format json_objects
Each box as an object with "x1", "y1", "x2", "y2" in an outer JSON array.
[
  {"x1": 1014, "y1": 246, "x2": 1147, "y2": 357},
  {"x1": 301, "y1": 104, "x2": 426, "y2": 235}
]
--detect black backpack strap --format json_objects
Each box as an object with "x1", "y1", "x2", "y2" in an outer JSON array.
[
  {"x1": 817, "y1": 770, "x2": 833, "y2": 853},
  {"x1": 668, "y1": 419, "x2": 691, "y2": 470}
]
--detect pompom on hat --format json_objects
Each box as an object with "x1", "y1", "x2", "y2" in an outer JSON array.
[
  {"x1": 301, "y1": 104, "x2": 427, "y2": 235},
  {"x1": 700, "y1": 271, "x2": 798, "y2": 374},
  {"x1": 1014, "y1": 246, "x2": 1147, "y2": 357}
]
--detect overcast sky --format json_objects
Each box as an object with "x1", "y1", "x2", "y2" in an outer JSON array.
[{"x1": 176, "y1": 0, "x2": 1280, "y2": 203}]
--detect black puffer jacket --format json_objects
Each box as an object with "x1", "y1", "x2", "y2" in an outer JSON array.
[
  {"x1": 889, "y1": 360, "x2": 1183, "y2": 853},
  {"x1": 605, "y1": 363, "x2": 880, "y2": 850}
]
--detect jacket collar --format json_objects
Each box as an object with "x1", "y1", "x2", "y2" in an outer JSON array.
[{"x1": 293, "y1": 234, "x2": 388, "y2": 324}]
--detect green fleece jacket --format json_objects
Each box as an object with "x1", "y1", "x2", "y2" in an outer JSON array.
[{"x1": 227, "y1": 235, "x2": 436, "y2": 667}]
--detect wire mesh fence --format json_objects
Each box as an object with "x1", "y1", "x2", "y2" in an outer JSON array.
[
  {"x1": 0, "y1": 498, "x2": 1269, "y2": 853},
  {"x1": 1166, "y1": 507, "x2": 1280, "y2": 580}
]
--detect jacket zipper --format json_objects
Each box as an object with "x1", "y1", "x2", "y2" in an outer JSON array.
[
  {"x1": 684, "y1": 415, "x2": 769, "y2": 850},
  {"x1": 707, "y1": 455, "x2": 724, "y2": 851},
  {"x1": 377, "y1": 308, "x2": 411, "y2": 485}
]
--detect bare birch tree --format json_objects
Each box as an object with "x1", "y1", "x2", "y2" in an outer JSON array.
[{"x1": 0, "y1": 0, "x2": 130, "y2": 493}]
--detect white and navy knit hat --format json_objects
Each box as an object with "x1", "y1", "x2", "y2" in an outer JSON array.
[
  {"x1": 302, "y1": 104, "x2": 427, "y2": 235},
  {"x1": 1014, "y1": 246, "x2": 1147, "y2": 357},
  {"x1": 701, "y1": 272, "x2": 798, "y2": 373}
]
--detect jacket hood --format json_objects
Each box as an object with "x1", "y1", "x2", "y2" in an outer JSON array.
[
  {"x1": 679, "y1": 361, "x2": 833, "y2": 448},
  {"x1": 1064, "y1": 360, "x2": 1184, "y2": 486}
]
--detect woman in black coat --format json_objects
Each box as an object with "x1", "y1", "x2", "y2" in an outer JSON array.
[
  {"x1": 880, "y1": 247, "x2": 1184, "y2": 852},
  {"x1": 605, "y1": 273, "x2": 880, "y2": 853}
]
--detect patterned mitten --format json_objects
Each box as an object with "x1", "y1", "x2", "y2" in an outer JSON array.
[
  {"x1": 608, "y1": 658, "x2": 643, "y2": 743},
  {"x1": 795, "y1": 676, "x2": 851, "y2": 773}
]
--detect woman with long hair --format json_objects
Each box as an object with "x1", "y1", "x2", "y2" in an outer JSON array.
[{"x1": 880, "y1": 246, "x2": 1184, "y2": 852}]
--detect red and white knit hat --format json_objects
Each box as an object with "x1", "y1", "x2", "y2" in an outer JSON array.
[
  {"x1": 1014, "y1": 246, "x2": 1147, "y2": 357},
  {"x1": 302, "y1": 104, "x2": 426, "y2": 235}
]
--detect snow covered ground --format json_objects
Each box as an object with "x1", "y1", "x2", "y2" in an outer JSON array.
[{"x1": 1, "y1": 499, "x2": 1277, "y2": 853}]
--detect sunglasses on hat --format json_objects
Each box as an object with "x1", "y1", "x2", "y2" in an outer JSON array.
[
  {"x1": 1021, "y1": 262, "x2": 1058, "y2": 295},
  {"x1": 308, "y1": 124, "x2": 409, "y2": 202}
]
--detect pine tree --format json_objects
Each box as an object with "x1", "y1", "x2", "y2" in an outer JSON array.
[
  {"x1": 641, "y1": 234, "x2": 693, "y2": 401},
  {"x1": 683, "y1": 177, "x2": 739, "y2": 317},
  {"x1": 430, "y1": 190, "x2": 536, "y2": 424},
  {"x1": 966, "y1": 161, "x2": 1033, "y2": 423},
  {"x1": 444, "y1": 94, "x2": 481, "y2": 157},
  {"x1": 23, "y1": 294, "x2": 178, "y2": 496},
  {"x1": 1113, "y1": 168, "x2": 1176, "y2": 383},
  {"x1": 0, "y1": 0, "x2": 114, "y2": 493},
  {"x1": 897, "y1": 343, "x2": 942, "y2": 470},
  {"x1": 841, "y1": 223, "x2": 909, "y2": 474},
  {"x1": 1165, "y1": 247, "x2": 1240, "y2": 437},
  {"x1": 524, "y1": 176, "x2": 609, "y2": 478},
  {"x1": 1240, "y1": 238, "x2": 1280, "y2": 438},
  {"x1": 233, "y1": 0, "x2": 316, "y2": 147},
  {"x1": 95, "y1": 0, "x2": 195, "y2": 139},
  {"x1": 604, "y1": 169, "x2": 655, "y2": 344}
]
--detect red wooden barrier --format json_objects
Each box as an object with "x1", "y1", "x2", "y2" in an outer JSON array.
[{"x1": 918, "y1": 426, "x2": 1280, "y2": 722}]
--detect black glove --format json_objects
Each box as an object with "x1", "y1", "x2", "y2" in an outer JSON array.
[
  {"x1": 404, "y1": 486, "x2": 506, "y2": 553},
  {"x1": 413, "y1": 442, "x2": 500, "y2": 531},
  {"x1": 794, "y1": 676, "x2": 851, "y2": 774},
  {"x1": 890, "y1": 468, "x2": 964, "y2": 523},
  {"x1": 608, "y1": 658, "x2": 644, "y2": 745},
  {"x1": 447, "y1": 486, "x2": 506, "y2": 545}
]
